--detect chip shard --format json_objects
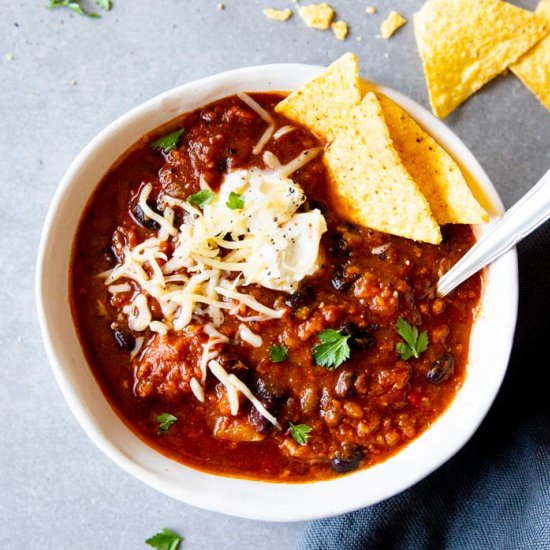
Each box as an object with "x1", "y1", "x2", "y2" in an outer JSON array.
[
  {"x1": 299, "y1": 3, "x2": 335, "y2": 29},
  {"x1": 275, "y1": 52, "x2": 361, "y2": 141},
  {"x1": 510, "y1": 0, "x2": 550, "y2": 112},
  {"x1": 332, "y1": 20, "x2": 349, "y2": 41},
  {"x1": 263, "y1": 8, "x2": 292, "y2": 21},
  {"x1": 325, "y1": 92, "x2": 441, "y2": 244},
  {"x1": 414, "y1": 0, "x2": 549, "y2": 118},
  {"x1": 380, "y1": 11, "x2": 407, "y2": 39},
  {"x1": 378, "y1": 94, "x2": 488, "y2": 225}
]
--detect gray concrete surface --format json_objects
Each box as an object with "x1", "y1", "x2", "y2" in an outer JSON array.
[{"x1": 1, "y1": 1, "x2": 548, "y2": 548}]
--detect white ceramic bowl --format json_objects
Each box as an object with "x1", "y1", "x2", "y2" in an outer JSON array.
[{"x1": 36, "y1": 64, "x2": 518, "y2": 522}]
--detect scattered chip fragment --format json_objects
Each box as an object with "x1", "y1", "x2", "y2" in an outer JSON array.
[
  {"x1": 263, "y1": 8, "x2": 293, "y2": 21},
  {"x1": 510, "y1": 0, "x2": 550, "y2": 111},
  {"x1": 275, "y1": 53, "x2": 361, "y2": 140},
  {"x1": 299, "y1": 3, "x2": 334, "y2": 29},
  {"x1": 366, "y1": 6, "x2": 377, "y2": 15},
  {"x1": 325, "y1": 92, "x2": 441, "y2": 244},
  {"x1": 414, "y1": 0, "x2": 549, "y2": 118},
  {"x1": 380, "y1": 11, "x2": 407, "y2": 39},
  {"x1": 332, "y1": 21, "x2": 349, "y2": 41},
  {"x1": 377, "y1": 94, "x2": 488, "y2": 224}
]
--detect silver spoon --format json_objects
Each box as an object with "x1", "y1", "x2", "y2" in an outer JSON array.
[{"x1": 437, "y1": 167, "x2": 550, "y2": 297}]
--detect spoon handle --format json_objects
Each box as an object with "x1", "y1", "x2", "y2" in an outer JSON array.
[{"x1": 437, "y1": 167, "x2": 550, "y2": 297}]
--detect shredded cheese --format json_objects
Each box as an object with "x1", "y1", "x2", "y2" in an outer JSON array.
[
  {"x1": 107, "y1": 283, "x2": 132, "y2": 294},
  {"x1": 130, "y1": 336, "x2": 144, "y2": 359},
  {"x1": 227, "y1": 374, "x2": 282, "y2": 429},
  {"x1": 273, "y1": 125, "x2": 295, "y2": 139},
  {"x1": 237, "y1": 92, "x2": 275, "y2": 155},
  {"x1": 209, "y1": 360, "x2": 241, "y2": 415},
  {"x1": 239, "y1": 324, "x2": 263, "y2": 347},
  {"x1": 208, "y1": 360, "x2": 282, "y2": 429},
  {"x1": 190, "y1": 377, "x2": 206, "y2": 403}
]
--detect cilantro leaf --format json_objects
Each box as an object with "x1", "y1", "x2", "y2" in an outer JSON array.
[
  {"x1": 145, "y1": 528, "x2": 182, "y2": 550},
  {"x1": 47, "y1": 0, "x2": 100, "y2": 18},
  {"x1": 289, "y1": 422, "x2": 312, "y2": 445},
  {"x1": 395, "y1": 317, "x2": 429, "y2": 361},
  {"x1": 313, "y1": 329, "x2": 351, "y2": 370},
  {"x1": 156, "y1": 413, "x2": 177, "y2": 435},
  {"x1": 96, "y1": 0, "x2": 111, "y2": 10},
  {"x1": 151, "y1": 128, "x2": 185, "y2": 153},
  {"x1": 187, "y1": 189, "x2": 214, "y2": 208},
  {"x1": 268, "y1": 343, "x2": 288, "y2": 363},
  {"x1": 226, "y1": 191, "x2": 245, "y2": 210}
]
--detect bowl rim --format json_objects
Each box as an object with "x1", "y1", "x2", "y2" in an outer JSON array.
[{"x1": 36, "y1": 63, "x2": 519, "y2": 522}]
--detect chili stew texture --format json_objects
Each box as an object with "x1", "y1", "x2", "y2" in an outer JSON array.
[{"x1": 70, "y1": 93, "x2": 482, "y2": 481}]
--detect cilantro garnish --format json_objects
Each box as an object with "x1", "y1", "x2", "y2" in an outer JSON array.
[
  {"x1": 156, "y1": 413, "x2": 177, "y2": 435},
  {"x1": 268, "y1": 343, "x2": 288, "y2": 363},
  {"x1": 289, "y1": 422, "x2": 312, "y2": 445},
  {"x1": 187, "y1": 189, "x2": 214, "y2": 208},
  {"x1": 313, "y1": 329, "x2": 351, "y2": 370},
  {"x1": 395, "y1": 317, "x2": 429, "y2": 361},
  {"x1": 145, "y1": 528, "x2": 183, "y2": 550},
  {"x1": 226, "y1": 191, "x2": 245, "y2": 210},
  {"x1": 47, "y1": 0, "x2": 100, "y2": 18},
  {"x1": 151, "y1": 128, "x2": 185, "y2": 153}
]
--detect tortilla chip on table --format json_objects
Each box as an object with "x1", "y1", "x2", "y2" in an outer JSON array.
[
  {"x1": 414, "y1": 0, "x2": 549, "y2": 118},
  {"x1": 510, "y1": 0, "x2": 550, "y2": 111}
]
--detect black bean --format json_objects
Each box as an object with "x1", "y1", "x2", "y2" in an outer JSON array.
[
  {"x1": 103, "y1": 249, "x2": 116, "y2": 266},
  {"x1": 331, "y1": 268, "x2": 355, "y2": 291},
  {"x1": 217, "y1": 157, "x2": 231, "y2": 173},
  {"x1": 133, "y1": 204, "x2": 160, "y2": 231},
  {"x1": 331, "y1": 450, "x2": 363, "y2": 473},
  {"x1": 340, "y1": 323, "x2": 375, "y2": 351},
  {"x1": 255, "y1": 377, "x2": 284, "y2": 400},
  {"x1": 308, "y1": 200, "x2": 328, "y2": 215},
  {"x1": 335, "y1": 369, "x2": 355, "y2": 399},
  {"x1": 329, "y1": 233, "x2": 350, "y2": 256},
  {"x1": 113, "y1": 330, "x2": 135, "y2": 352},
  {"x1": 249, "y1": 406, "x2": 271, "y2": 434},
  {"x1": 427, "y1": 353, "x2": 455, "y2": 384},
  {"x1": 217, "y1": 351, "x2": 249, "y2": 378},
  {"x1": 249, "y1": 382, "x2": 280, "y2": 434},
  {"x1": 285, "y1": 284, "x2": 315, "y2": 310}
]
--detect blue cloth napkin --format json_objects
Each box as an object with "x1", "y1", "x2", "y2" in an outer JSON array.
[{"x1": 298, "y1": 224, "x2": 550, "y2": 550}]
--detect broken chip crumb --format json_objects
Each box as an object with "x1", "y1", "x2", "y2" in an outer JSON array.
[
  {"x1": 414, "y1": 0, "x2": 549, "y2": 118},
  {"x1": 299, "y1": 3, "x2": 334, "y2": 29},
  {"x1": 217, "y1": 2, "x2": 225, "y2": 9},
  {"x1": 263, "y1": 8, "x2": 293, "y2": 21},
  {"x1": 366, "y1": 6, "x2": 377, "y2": 15},
  {"x1": 4, "y1": 52, "x2": 13, "y2": 61},
  {"x1": 331, "y1": 20, "x2": 348, "y2": 40},
  {"x1": 381, "y1": 11, "x2": 407, "y2": 39},
  {"x1": 510, "y1": 0, "x2": 550, "y2": 112}
]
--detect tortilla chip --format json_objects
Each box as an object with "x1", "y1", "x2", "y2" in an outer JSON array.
[
  {"x1": 414, "y1": 0, "x2": 549, "y2": 118},
  {"x1": 299, "y1": 3, "x2": 334, "y2": 29},
  {"x1": 263, "y1": 8, "x2": 292, "y2": 21},
  {"x1": 275, "y1": 53, "x2": 361, "y2": 140},
  {"x1": 325, "y1": 92, "x2": 441, "y2": 244},
  {"x1": 377, "y1": 94, "x2": 488, "y2": 225},
  {"x1": 331, "y1": 20, "x2": 349, "y2": 41},
  {"x1": 510, "y1": 0, "x2": 550, "y2": 111},
  {"x1": 380, "y1": 11, "x2": 407, "y2": 39}
]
